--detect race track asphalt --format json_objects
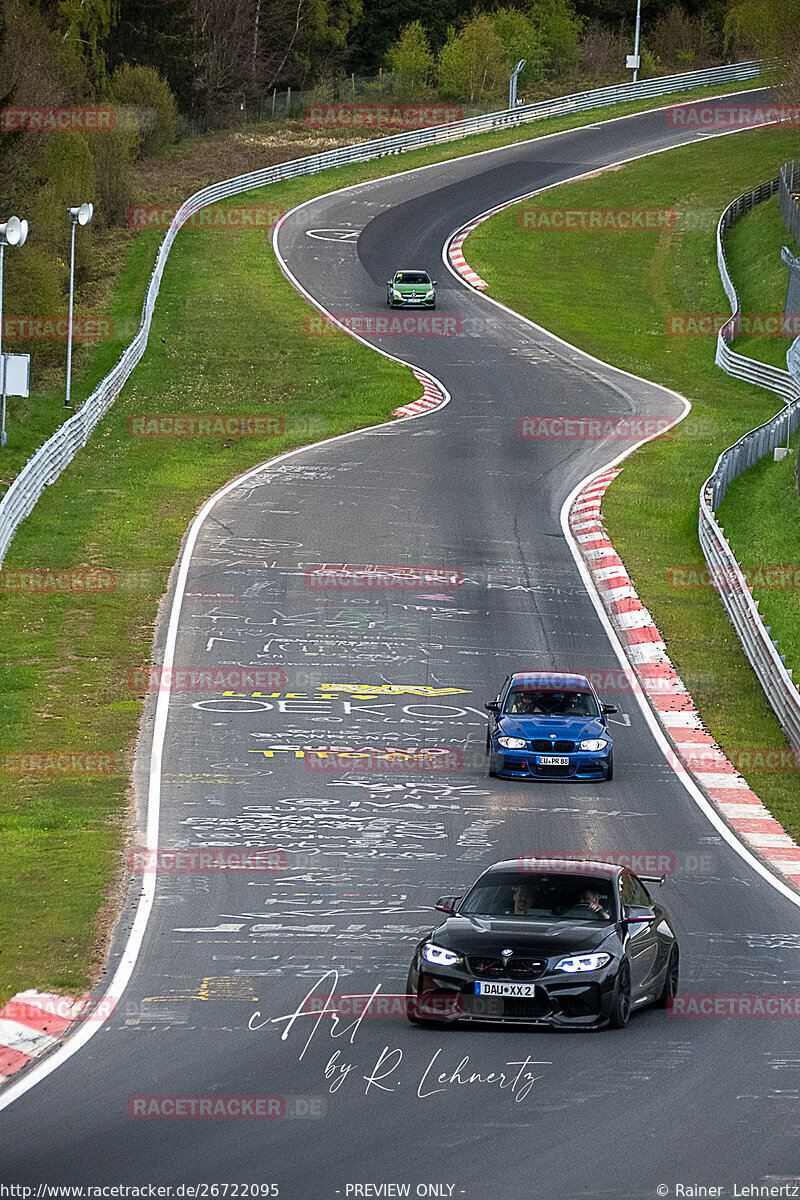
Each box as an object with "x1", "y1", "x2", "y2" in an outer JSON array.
[{"x1": 2, "y1": 89, "x2": 798, "y2": 1199}]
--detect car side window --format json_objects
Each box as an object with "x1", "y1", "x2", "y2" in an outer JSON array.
[{"x1": 620, "y1": 873, "x2": 650, "y2": 907}]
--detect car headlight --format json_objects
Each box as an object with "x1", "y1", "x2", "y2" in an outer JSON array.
[
  {"x1": 554, "y1": 953, "x2": 612, "y2": 973},
  {"x1": 424, "y1": 289, "x2": 434, "y2": 298},
  {"x1": 391, "y1": 288, "x2": 403, "y2": 298},
  {"x1": 422, "y1": 943, "x2": 462, "y2": 967},
  {"x1": 497, "y1": 736, "x2": 526, "y2": 750},
  {"x1": 579, "y1": 738, "x2": 609, "y2": 752}
]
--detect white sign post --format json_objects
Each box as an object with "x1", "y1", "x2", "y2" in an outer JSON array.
[{"x1": 0, "y1": 351, "x2": 30, "y2": 447}]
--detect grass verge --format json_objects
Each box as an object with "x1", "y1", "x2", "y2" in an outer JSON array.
[
  {"x1": 715, "y1": 194, "x2": 800, "y2": 697},
  {"x1": 718, "y1": 436, "x2": 800, "y2": 693},
  {"x1": 0, "y1": 76, "x2": 770, "y2": 489},
  {"x1": 0, "y1": 75, "x2": 776, "y2": 999},
  {"x1": 464, "y1": 123, "x2": 800, "y2": 842}
]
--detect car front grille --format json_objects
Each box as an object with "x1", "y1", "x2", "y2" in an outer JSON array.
[
  {"x1": 529, "y1": 739, "x2": 575, "y2": 753},
  {"x1": 503, "y1": 995, "x2": 551, "y2": 1019},
  {"x1": 468, "y1": 956, "x2": 505, "y2": 978},
  {"x1": 507, "y1": 958, "x2": 547, "y2": 980},
  {"x1": 467, "y1": 956, "x2": 547, "y2": 980}
]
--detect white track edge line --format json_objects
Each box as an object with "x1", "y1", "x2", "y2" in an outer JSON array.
[
  {"x1": 435, "y1": 122, "x2": 800, "y2": 910},
  {"x1": 0, "y1": 81, "x2": 777, "y2": 1113},
  {"x1": 560, "y1": 468, "x2": 800, "y2": 911},
  {"x1": 0, "y1": 280, "x2": 451, "y2": 1120}
]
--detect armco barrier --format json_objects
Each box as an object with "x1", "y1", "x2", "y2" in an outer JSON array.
[
  {"x1": 699, "y1": 178, "x2": 800, "y2": 752},
  {"x1": 789, "y1": 334, "x2": 800, "y2": 383},
  {"x1": 786, "y1": 163, "x2": 800, "y2": 410},
  {"x1": 779, "y1": 159, "x2": 800, "y2": 246},
  {"x1": 0, "y1": 60, "x2": 764, "y2": 567}
]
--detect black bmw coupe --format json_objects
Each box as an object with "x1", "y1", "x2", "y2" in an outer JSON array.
[{"x1": 406, "y1": 858, "x2": 679, "y2": 1030}]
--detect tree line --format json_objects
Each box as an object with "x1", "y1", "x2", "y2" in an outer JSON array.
[{"x1": 0, "y1": 0, "x2": 794, "y2": 388}]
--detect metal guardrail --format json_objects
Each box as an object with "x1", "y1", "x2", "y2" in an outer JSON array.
[
  {"x1": 699, "y1": 178, "x2": 800, "y2": 751},
  {"x1": 789, "y1": 335, "x2": 800, "y2": 380},
  {"x1": 712, "y1": 177, "x2": 799, "y2": 479},
  {"x1": 779, "y1": 159, "x2": 800, "y2": 245},
  {"x1": 781, "y1": 162, "x2": 800, "y2": 394},
  {"x1": 0, "y1": 58, "x2": 765, "y2": 566}
]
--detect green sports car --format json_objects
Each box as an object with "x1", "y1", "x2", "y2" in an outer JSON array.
[{"x1": 386, "y1": 269, "x2": 437, "y2": 309}]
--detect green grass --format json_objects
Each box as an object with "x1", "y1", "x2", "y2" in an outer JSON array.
[
  {"x1": 716, "y1": 195, "x2": 800, "y2": 701},
  {"x1": 0, "y1": 232, "x2": 157, "y2": 490},
  {"x1": 0, "y1": 227, "x2": 420, "y2": 998},
  {"x1": 0, "y1": 76, "x2": 770, "y2": 492},
  {"x1": 465, "y1": 124, "x2": 800, "y2": 843},
  {"x1": 0, "y1": 75, "x2": 776, "y2": 1000},
  {"x1": 718, "y1": 437, "x2": 800, "y2": 688},
  {"x1": 724, "y1": 193, "x2": 796, "y2": 369}
]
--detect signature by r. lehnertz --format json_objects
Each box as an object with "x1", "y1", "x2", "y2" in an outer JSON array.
[{"x1": 248, "y1": 969, "x2": 551, "y2": 1103}]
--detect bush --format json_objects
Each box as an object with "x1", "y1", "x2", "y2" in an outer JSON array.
[
  {"x1": 3, "y1": 242, "x2": 67, "y2": 369},
  {"x1": 639, "y1": 48, "x2": 663, "y2": 79},
  {"x1": 491, "y1": 9, "x2": 547, "y2": 94},
  {"x1": 529, "y1": 0, "x2": 585, "y2": 77},
  {"x1": 108, "y1": 64, "x2": 178, "y2": 158},
  {"x1": 30, "y1": 134, "x2": 97, "y2": 269},
  {"x1": 90, "y1": 129, "x2": 138, "y2": 228},
  {"x1": 648, "y1": 4, "x2": 719, "y2": 70},
  {"x1": 438, "y1": 15, "x2": 507, "y2": 104},
  {"x1": 578, "y1": 22, "x2": 631, "y2": 86},
  {"x1": 386, "y1": 22, "x2": 434, "y2": 101}
]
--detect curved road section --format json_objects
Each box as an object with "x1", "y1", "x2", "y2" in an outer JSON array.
[{"x1": 2, "y1": 91, "x2": 799, "y2": 1197}]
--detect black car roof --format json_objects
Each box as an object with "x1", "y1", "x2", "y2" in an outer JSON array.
[{"x1": 482, "y1": 857, "x2": 625, "y2": 880}]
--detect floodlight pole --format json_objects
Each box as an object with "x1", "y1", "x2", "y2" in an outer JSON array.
[
  {"x1": 0, "y1": 215, "x2": 29, "y2": 448},
  {"x1": 632, "y1": 0, "x2": 642, "y2": 82},
  {"x1": 65, "y1": 217, "x2": 77, "y2": 409},
  {"x1": 0, "y1": 239, "x2": 6, "y2": 447},
  {"x1": 65, "y1": 203, "x2": 93, "y2": 409}
]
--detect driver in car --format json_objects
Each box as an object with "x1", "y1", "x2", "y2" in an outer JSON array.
[
  {"x1": 575, "y1": 888, "x2": 611, "y2": 920},
  {"x1": 512, "y1": 884, "x2": 536, "y2": 915}
]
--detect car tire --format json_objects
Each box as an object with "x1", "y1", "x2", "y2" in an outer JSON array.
[
  {"x1": 605, "y1": 751, "x2": 614, "y2": 781},
  {"x1": 607, "y1": 960, "x2": 631, "y2": 1029},
  {"x1": 488, "y1": 744, "x2": 498, "y2": 777},
  {"x1": 655, "y1": 946, "x2": 679, "y2": 1008}
]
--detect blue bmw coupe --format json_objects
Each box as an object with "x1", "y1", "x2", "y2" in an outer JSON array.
[{"x1": 485, "y1": 671, "x2": 617, "y2": 781}]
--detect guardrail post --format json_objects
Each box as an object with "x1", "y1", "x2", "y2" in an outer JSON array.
[
  {"x1": 0, "y1": 58, "x2": 767, "y2": 567},
  {"x1": 701, "y1": 172, "x2": 800, "y2": 751}
]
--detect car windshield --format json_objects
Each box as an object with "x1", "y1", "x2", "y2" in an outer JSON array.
[
  {"x1": 503, "y1": 687, "x2": 599, "y2": 717},
  {"x1": 395, "y1": 272, "x2": 430, "y2": 284},
  {"x1": 460, "y1": 873, "x2": 616, "y2": 921}
]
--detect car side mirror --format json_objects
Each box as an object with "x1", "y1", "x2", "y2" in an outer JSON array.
[
  {"x1": 484, "y1": 700, "x2": 500, "y2": 713},
  {"x1": 435, "y1": 896, "x2": 460, "y2": 914},
  {"x1": 432, "y1": 280, "x2": 438, "y2": 285},
  {"x1": 602, "y1": 703, "x2": 618, "y2": 714},
  {"x1": 386, "y1": 280, "x2": 392, "y2": 286},
  {"x1": 623, "y1": 906, "x2": 655, "y2": 924}
]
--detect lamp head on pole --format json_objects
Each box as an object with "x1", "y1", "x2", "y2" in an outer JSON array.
[
  {"x1": 0, "y1": 216, "x2": 29, "y2": 246},
  {"x1": 67, "y1": 203, "x2": 94, "y2": 227}
]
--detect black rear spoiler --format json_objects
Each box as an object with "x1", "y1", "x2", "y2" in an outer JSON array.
[{"x1": 639, "y1": 874, "x2": 666, "y2": 885}]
